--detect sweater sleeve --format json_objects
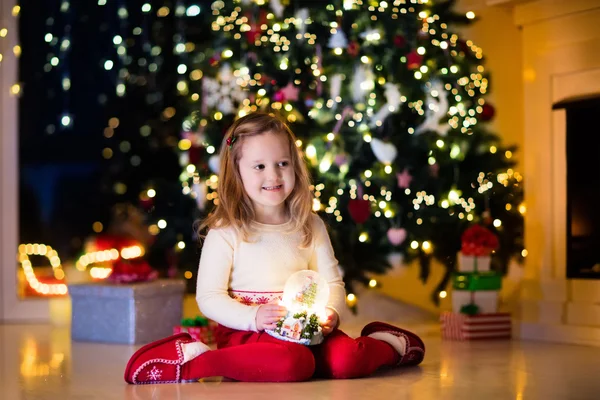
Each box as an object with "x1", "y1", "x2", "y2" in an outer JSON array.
[
  {"x1": 309, "y1": 216, "x2": 347, "y2": 317},
  {"x1": 196, "y1": 228, "x2": 260, "y2": 332}
]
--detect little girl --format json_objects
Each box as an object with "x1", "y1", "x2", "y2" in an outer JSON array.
[{"x1": 124, "y1": 112, "x2": 425, "y2": 384}]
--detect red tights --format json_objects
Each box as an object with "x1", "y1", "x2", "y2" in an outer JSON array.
[{"x1": 181, "y1": 325, "x2": 400, "y2": 382}]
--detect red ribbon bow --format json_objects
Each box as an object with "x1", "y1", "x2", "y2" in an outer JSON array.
[
  {"x1": 461, "y1": 224, "x2": 499, "y2": 256},
  {"x1": 226, "y1": 136, "x2": 236, "y2": 148}
]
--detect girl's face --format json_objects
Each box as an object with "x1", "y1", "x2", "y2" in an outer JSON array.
[{"x1": 237, "y1": 131, "x2": 296, "y2": 221}]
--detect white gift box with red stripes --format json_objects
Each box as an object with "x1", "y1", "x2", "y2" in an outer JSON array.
[{"x1": 440, "y1": 311, "x2": 512, "y2": 340}]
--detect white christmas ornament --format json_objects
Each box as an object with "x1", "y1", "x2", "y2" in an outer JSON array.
[
  {"x1": 370, "y1": 83, "x2": 402, "y2": 128},
  {"x1": 329, "y1": 74, "x2": 343, "y2": 102},
  {"x1": 328, "y1": 30, "x2": 348, "y2": 49},
  {"x1": 415, "y1": 80, "x2": 450, "y2": 136},
  {"x1": 208, "y1": 154, "x2": 221, "y2": 173},
  {"x1": 359, "y1": 28, "x2": 382, "y2": 44},
  {"x1": 294, "y1": 8, "x2": 309, "y2": 36},
  {"x1": 270, "y1": 0, "x2": 285, "y2": 17},
  {"x1": 352, "y1": 64, "x2": 375, "y2": 103},
  {"x1": 202, "y1": 63, "x2": 246, "y2": 115},
  {"x1": 192, "y1": 181, "x2": 207, "y2": 211},
  {"x1": 370, "y1": 138, "x2": 398, "y2": 164}
]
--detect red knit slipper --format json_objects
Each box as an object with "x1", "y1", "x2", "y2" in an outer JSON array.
[
  {"x1": 361, "y1": 322, "x2": 425, "y2": 366},
  {"x1": 124, "y1": 333, "x2": 195, "y2": 384}
]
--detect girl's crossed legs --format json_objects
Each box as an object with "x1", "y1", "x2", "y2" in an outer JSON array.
[{"x1": 125, "y1": 322, "x2": 424, "y2": 384}]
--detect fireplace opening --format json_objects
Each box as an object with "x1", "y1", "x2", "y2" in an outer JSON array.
[{"x1": 555, "y1": 95, "x2": 600, "y2": 279}]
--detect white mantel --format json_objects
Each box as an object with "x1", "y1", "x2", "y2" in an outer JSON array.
[{"x1": 512, "y1": 0, "x2": 600, "y2": 346}]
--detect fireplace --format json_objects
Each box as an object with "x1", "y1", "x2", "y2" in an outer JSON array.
[{"x1": 554, "y1": 95, "x2": 600, "y2": 279}]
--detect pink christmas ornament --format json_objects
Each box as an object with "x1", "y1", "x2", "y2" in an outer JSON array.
[
  {"x1": 396, "y1": 169, "x2": 413, "y2": 188},
  {"x1": 387, "y1": 228, "x2": 407, "y2": 246},
  {"x1": 279, "y1": 82, "x2": 300, "y2": 102}
]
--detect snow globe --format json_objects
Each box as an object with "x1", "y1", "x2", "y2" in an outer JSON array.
[{"x1": 266, "y1": 270, "x2": 330, "y2": 346}]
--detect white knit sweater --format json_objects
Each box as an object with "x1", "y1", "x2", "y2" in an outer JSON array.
[{"x1": 196, "y1": 214, "x2": 346, "y2": 332}]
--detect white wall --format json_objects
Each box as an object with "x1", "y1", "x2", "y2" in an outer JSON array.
[
  {"x1": 0, "y1": 0, "x2": 49, "y2": 322},
  {"x1": 456, "y1": 0, "x2": 525, "y2": 158}
]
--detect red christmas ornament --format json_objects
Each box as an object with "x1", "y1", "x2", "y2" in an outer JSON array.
[
  {"x1": 245, "y1": 24, "x2": 261, "y2": 43},
  {"x1": 406, "y1": 51, "x2": 423, "y2": 70},
  {"x1": 209, "y1": 56, "x2": 220, "y2": 67},
  {"x1": 480, "y1": 103, "x2": 495, "y2": 122},
  {"x1": 393, "y1": 35, "x2": 406, "y2": 48},
  {"x1": 348, "y1": 199, "x2": 371, "y2": 224},
  {"x1": 348, "y1": 41, "x2": 360, "y2": 57},
  {"x1": 188, "y1": 146, "x2": 201, "y2": 165}
]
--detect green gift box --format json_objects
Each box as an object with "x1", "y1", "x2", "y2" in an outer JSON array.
[{"x1": 452, "y1": 272, "x2": 502, "y2": 291}]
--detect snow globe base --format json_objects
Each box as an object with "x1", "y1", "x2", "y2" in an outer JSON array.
[
  {"x1": 266, "y1": 327, "x2": 324, "y2": 346},
  {"x1": 266, "y1": 310, "x2": 324, "y2": 346}
]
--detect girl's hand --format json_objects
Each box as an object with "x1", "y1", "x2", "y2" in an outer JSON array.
[
  {"x1": 321, "y1": 308, "x2": 339, "y2": 336},
  {"x1": 255, "y1": 302, "x2": 288, "y2": 331}
]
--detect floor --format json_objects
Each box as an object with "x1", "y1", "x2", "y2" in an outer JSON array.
[{"x1": 2, "y1": 293, "x2": 600, "y2": 399}]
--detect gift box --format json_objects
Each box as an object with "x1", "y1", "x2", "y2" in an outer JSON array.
[
  {"x1": 458, "y1": 224, "x2": 498, "y2": 272},
  {"x1": 69, "y1": 279, "x2": 185, "y2": 344},
  {"x1": 173, "y1": 316, "x2": 219, "y2": 344},
  {"x1": 452, "y1": 289, "x2": 498, "y2": 314},
  {"x1": 440, "y1": 311, "x2": 512, "y2": 340},
  {"x1": 452, "y1": 271, "x2": 501, "y2": 291},
  {"x1": 457, "y1": 253, "x2": 491, "y2": 272}
]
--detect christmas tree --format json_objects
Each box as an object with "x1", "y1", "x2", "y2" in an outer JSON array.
[
  {"x1": 110, "y1": 0, "x2": 524, "y2": 304},
  {"x1": 298, "y1": 280, "x2": 318, "y2": 308}
]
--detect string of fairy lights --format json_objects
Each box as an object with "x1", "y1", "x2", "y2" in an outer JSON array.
[
  {"x1": 2, "y1": 1, "x2": 527, "y2": 300},
  {"x1": 173, "y1": 0, "x2": 526, "y2": 303}
]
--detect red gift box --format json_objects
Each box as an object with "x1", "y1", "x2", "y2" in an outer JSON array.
[
  {"x1": 173, "y1": 320, "x2": 218, "y2": 344},
  {"x1": 440, "y1": 311, "x2": 511, "y2": 340}
]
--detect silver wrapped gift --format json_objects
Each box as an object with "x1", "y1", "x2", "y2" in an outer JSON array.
[{"x1": 69, "y1": 279, "x2": 185, "y2": 344}]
